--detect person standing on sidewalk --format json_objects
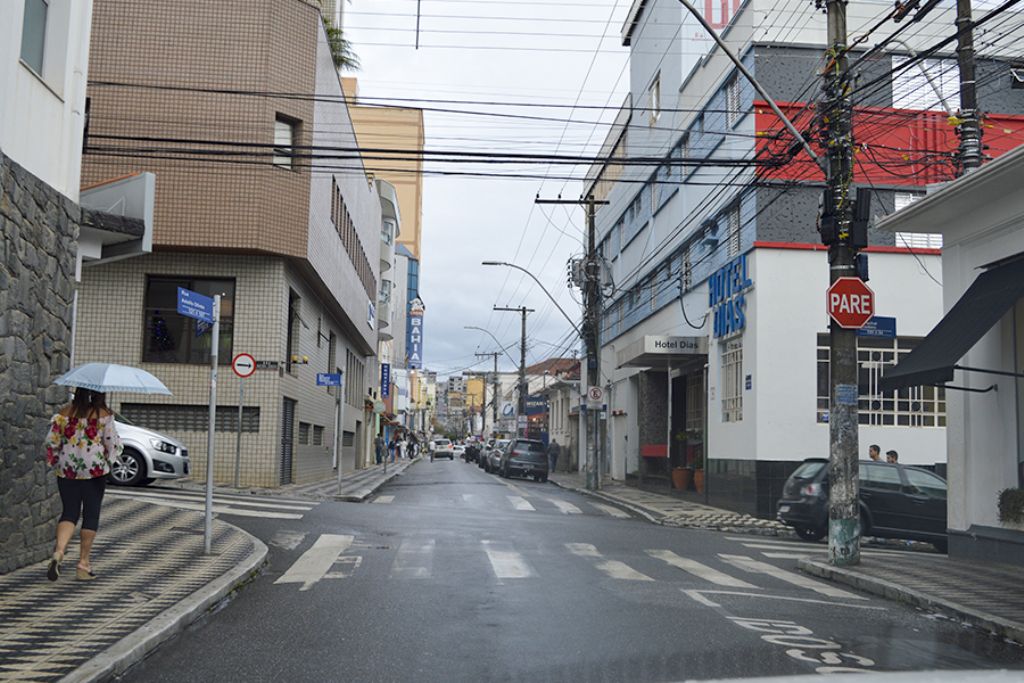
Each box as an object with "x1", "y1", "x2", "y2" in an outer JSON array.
[
  {"x1": 374, "y1": 435, "x2": 384, "y2": 465},
  {"x1": 43, "y1": 387, "x2": 123, "y2": 581},
  {"x1": 547, "y1": 439, "x2": 561, "y2": 475}
]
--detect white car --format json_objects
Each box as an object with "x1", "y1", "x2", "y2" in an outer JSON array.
[
  {"x1": 431, "y1": 439, "x2": 455, "y2": 460},
  {"x1": 110, "y1": 416, "x2": 190, "y2": 486},
  {"x1": 452, "y1": 444, "x2": 466, "y2": 458}
]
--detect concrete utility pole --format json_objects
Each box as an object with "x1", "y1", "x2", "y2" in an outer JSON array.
[
  {"x1": 475, "y1": 352, "x2": 500, "y2": 434},
  {"x1": 535, "y1": 195, "x2": 608, "y2": 490},
  {"x1": 822, "y1": 0, "x2": 861, "y2": 567},
  {"x1": 493, "y1": 306, "x2": 534, "y2": 437},
  {"x1": 955, "y1": 0, "x2": 983, "y2": 173}
]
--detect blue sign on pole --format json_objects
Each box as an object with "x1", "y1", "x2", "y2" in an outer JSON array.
[
  {"x1": 381, "y1": 363, "x2": 391, "y2": 398},
  {"x1": 177, "y1": 287, "x2": 215, "y2": 323},
  {"x1": 856, "y1": 316, "x2": 897, "y2": 339},
  {"x1": 317, "y1": 373, "x2": 343, "y2": 387}
]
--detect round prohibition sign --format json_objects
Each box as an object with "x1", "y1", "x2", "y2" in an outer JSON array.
[
  {"x1": 587, "y1": 385, "x2": 604, "y2": 403},
  {"x1": 232, "y1": 353, "x2": 256, "y2": 379}
]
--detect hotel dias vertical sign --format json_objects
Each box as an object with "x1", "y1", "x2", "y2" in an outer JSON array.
[{"x1": 407, "y1": 297, "x2": 425, "y2": 369}]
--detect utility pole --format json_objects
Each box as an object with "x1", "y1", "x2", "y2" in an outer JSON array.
[
  {"x1": 955, "y1": 0, "x2": 982, "y2": 173},
  {"x1": 535, "y1": 195, "x2": 608, "y2": 490},
  {"x1": 493, "y1": 306, "x2": 534, "y2": 437},
  {"x1": 475, "y1": 352, "x2": 500, "y2": 435},
  {"x1": 821, "y1": 0, "x2": 860, "y2": 567}
]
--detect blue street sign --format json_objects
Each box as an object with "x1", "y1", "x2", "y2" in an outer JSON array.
[
  {"x1": 381, "y1": 363, "x2": 391, "y2": 398},
  {"x1": 177, "y1": 287, "x2": 215, "y2": 323},
  {"x1": 317, "y1": 372, "x2": 343, "y2": 387},
  {"x1": 856, "y1": 316, "x2": 896, "y2": 339}
]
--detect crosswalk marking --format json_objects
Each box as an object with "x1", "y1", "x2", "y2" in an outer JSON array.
[
  {"x1": 566, "y1": 543, "x2": 653, "y2": 581},
  {"x1": 275, "y1": 534, "x2": 354, "y2": 591},
  {"x1": 372, "y1": 495, "x2": 395, "y2": 504},
  {"x1": 482, "y1": 541, "x2": 534, "y2": 579},
  {"x1": 107, "y1": 493, "x2": 305, "y2": 520},
  {"x1": 741, "y1": 542, "x2": 826, "y2": 553},
  {"x1": 718, "y1": 554, "x2": 865, "y2": 600},
  {"x1": 645, "y1": 549, "x2": 758, "y2": 588},
  {"x1": 507, "y1": 496, "x2": 535, "y2": 511},
  {"x1": 548, "y1": 499, "x2": 582, "y2": 514},
  {"x1": 109, "y1": 487, "x2": 314, "y2": 511},
  {"x1": 760, "y1": 552, "x2": 815, "y2": 560},
  {"x1": 390, "y1": 539, "x2": 435, "y2": 579},
  {"x1": 591, "y1": 503, "x2": 631, "y2": 519}
]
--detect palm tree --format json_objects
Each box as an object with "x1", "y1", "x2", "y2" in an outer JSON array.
[{"x1": 323, "y1": 17, "x2": 359, "y2": 71}]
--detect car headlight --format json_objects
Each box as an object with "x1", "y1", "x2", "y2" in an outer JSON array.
[{"x1": 150, "y1": 439, "x2": 177, "y2": 454}]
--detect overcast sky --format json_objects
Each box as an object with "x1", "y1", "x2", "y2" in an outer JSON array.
[{"x1": 342, "y1": 0, "x2": 632, "y2": 378}]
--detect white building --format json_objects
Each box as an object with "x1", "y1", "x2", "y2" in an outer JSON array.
[{"x1": 878, "y1": 146, "x2": 1024, "y2": 565}]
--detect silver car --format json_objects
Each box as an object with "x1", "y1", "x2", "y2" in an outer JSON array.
[{"x1": 109, "y1": 416, "x2": 190, "y2": 486}]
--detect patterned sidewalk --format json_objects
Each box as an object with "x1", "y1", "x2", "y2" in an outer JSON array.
[{"x1": 0, "y1": 499, "x2": 265, "y2": 682}]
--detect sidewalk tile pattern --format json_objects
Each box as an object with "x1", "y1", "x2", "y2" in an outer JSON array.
[{"x1": 0, "y1": 499, "x2": 254, "y2": 683}]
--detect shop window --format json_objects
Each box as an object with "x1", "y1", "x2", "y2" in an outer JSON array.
[
  {"x1": 143, "y1": 277, "x2": 234, "y2": 365},
  {"x1": 721, "y1": 339, "x2": 743, "y2": 422},
  {"x1": 816, "y1": 335, "x2": 946, "y2": 426},
  {"x1": 299, "y1": 422, "x2": 311, "y2": 446}
]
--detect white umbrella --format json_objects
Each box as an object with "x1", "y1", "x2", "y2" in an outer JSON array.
[{"x1": 54, "y1": 363, "x2": 172, "y2": 395}]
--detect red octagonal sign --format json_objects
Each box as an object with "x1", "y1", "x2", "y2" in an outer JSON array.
[{"x1": 827, "y1": 277, "x2": 874, "y2": 329}]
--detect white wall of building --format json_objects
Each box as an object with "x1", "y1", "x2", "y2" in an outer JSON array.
[{"x1": 1, "y1": 0, "x2": 93, "y2": 199}]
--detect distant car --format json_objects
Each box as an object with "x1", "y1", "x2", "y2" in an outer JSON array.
[
  {"x1": 109, "y1": 416, "x2": 190, "y2": 487},
  {"x1": 431, "y1": 439, "x2": 455, "y2": 460},
  {"x1": 776, "y1": 458, "x2": 948, "y2": 552},
  {"x1": 499, "y1": 438, "x2": 549, "y2": 482},
  {"x1": 452, "y1": 444, "x2": 466, "y2": 459}
]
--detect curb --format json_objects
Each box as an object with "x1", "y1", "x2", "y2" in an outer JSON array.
[
  {"x1": 334, "y1": 457, "x2": 421, "y2": 502},
  {"x1": 546, "y1": 479, "x2": 661, "y2": 524},
  {"x1": 797, "y1": 558, "x2": 1024, "y2": 645},
  {"x1": 65, "y1": 532, "x2": 269, "y2": 683}
]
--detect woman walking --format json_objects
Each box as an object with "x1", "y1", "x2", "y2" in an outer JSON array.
[{"x1": 44, "y1": 387, "x2": 123, "y2": 581}]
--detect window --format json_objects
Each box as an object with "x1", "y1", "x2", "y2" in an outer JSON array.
[
  {"x1": 816, "y1": 335, "x2": 947, "y2": 426},
  {"x1": 893, "y1": 192, "x2": 943, "y2": 249},
  {"x1": 727, "y1": 204, "x2": 741, "y2": 257},
  {"x1": 382, "y1": 219, "x2": 395, "y2": 245},
  {"x1": 721, "y1": 339, "x2": 743, "y2": 422},
  {"x1": 726, "y1": 75, "x2": 741, "y2": 127},
  {"x1": 299, "y1": 422, "x2": 311, "y2": 446},
  {"x1": 649, "y1": 73, "x2": 661, "y2": 125},
  {"x1": 407, "y1": 259, "x2": 420, "y2": 300},
  {"x1": 861, "y1": 463, "x2": 903, "y2": 492},
  {"x1": 904, "y1": 468, "x2": 947, "y2": 499},
  {"x1": 345, "y1": 349, "x2": 366, "y2": 408},
  {"x1": 143, "y1": 277, "x2": 234, "y2": 365},
  {"x1": 313, "y1": 425, "x2": 324, "y2": 446},
  {"x1": 121, "y1": 403, "x2": 260, "y2": 433},
  {"x1": 20, "y1": 0, "x2": 47, "y2": 74},
  {"x1": 286, "y1": 290, "x2": 300, "y2": 373},
  {"x1": 274, "y1": 115, "x2": 298, "y2": 168}
]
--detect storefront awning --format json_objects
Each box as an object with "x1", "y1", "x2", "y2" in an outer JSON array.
[
  {"x1": 881, "y1": 257, "x2": 1024, "y2": 391},
  {"x1": 617, "y1": 335, "x2": 708, "y2": 369}
]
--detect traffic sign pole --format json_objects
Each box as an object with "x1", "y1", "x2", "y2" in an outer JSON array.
[
  {"x1": 204, "y1": 295, "x2": 220, "y2": 555},
  {"x1": 230, "y1": 353, "x2": 256, "y2": 489}
]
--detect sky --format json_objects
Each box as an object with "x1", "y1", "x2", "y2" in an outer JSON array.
[{"x1": 340, "y1": 0, "x2": 633, "y2": 379}]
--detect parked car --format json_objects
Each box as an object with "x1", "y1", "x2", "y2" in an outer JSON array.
[
  {"x1": 431, "y1": 438, "x2": 455, "y2": 460},
  {"x1": 477, "y1": 440, "x2": 495, "y2": 469},
  {"x1": 499, "y1": 438, "x2": 549, "y2": 482},
  {"x1": 485, "y1": 440, "x2": 511, "y2": 473},
  {"x1": 109, "y1": 415, "x2": 190, "y2": 487},
  {"x1": 776, "y1": 458, "x2": 948, "y2": 552}
]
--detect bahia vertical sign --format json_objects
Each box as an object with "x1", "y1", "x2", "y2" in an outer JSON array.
[{"x1": 407, "y1": 297, "x2": 425, "y2": 369}]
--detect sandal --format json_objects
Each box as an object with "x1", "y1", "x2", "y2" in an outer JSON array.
[
  {"x1": 76, "y1": 566, "x2": 97, "y2": 581},
  {"x1": 47, "y1": 551, "x2": 63, "y2": 582}
]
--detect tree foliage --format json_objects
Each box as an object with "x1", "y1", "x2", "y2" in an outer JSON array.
[{"x1": 323, "y1": 17, "x2": 359, "y2": 71}]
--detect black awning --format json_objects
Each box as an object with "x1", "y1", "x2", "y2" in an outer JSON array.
[{"x1": 881, "y1": 257, "x2": 1024, "y2": 392}]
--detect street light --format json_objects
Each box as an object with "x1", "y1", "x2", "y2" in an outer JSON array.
[
  {"x1": 481, "y1": 261, "x2": 582, "y2": 338},
  {"x1": 463, "y1": 325, "x2": 519, "y2": 368}
]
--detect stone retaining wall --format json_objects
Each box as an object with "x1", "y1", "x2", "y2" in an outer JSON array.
[{"x1": 0, "y1": 151, "x2": 79, "y2": 573}]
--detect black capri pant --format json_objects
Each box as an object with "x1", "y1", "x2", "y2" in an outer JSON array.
[{"x1": 57, "y1": 477, "x2": 107, "y2": 531}]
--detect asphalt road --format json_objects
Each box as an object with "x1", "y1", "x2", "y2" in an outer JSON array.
[{"x1": 120, "y1": 459, "x2": 1024, "y2": 682}]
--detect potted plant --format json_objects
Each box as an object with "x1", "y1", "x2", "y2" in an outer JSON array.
[
  {"x1": 693, "y1": 449, "x2": 707, "y2": 494},
  {"x1": 998, "y1": 488, "x2": 1024, "y2": 530},
  {"x1": 671, "y1": 431, "x2": 692, "y2": 490}
]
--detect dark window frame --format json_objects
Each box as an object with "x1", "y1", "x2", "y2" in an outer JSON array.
[{"x1": 142, "y1": 276, "x2": 235, "y2": 365}]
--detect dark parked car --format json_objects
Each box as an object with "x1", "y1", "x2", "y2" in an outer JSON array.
[
  {"x1": 776, "y1": 458, "x2": 948, "y2": 552},
  {"x1": 483, "y1": 439, "x2": 510, "y2": 473},
  {"x1": 464, "y1": 443, "x2": 480, "y2": 463},
  {"x1": 499, "y1": 438, "x2": 549, "y2": 482}
]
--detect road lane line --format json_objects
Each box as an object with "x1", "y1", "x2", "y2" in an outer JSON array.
[
  {"x1": 645, "y1": 550, "x2": 758, "y2": 588},
  {"x1": 566, "y1": 543, "x2": 653, "y2": 581},
  {"x1": 508, "y1": 496, "x2": 535, "y2": 511},
  {"x1": 591, "y1": 503, "x2": 631, "y2": 519},
  {"x1": 109, "y1": 495, "x2": 304, "y2": 519},
  {"x1": 372, "y1": 495, "x2": 395, "y2": 504},
  {"x1": 682, "y1": 589, "x2": 887, "y2": 610},
  {"x1": 275, "y1": 534, "x2": 354, "y2": 591},
  {"x1": 482, "y1": 541, "x2": 534, "y2": 579},
  {"x1": 760, "y1": 552, "x2": 816, "y2": 560},
  {"x1": 548, "y1": 499, "x2": 582, "y2": 514},
  {"x1": 503, "y1": 482, "x2": 528, "y2": 497},
  {"x1": 390, "y1": 539, "x2": 435, "y2": 579},
  {"x1": 741, "y1": 542, "x2": 827, "y2": 553},
  {"x1": 108, "y1": 489, "x2": 314, "y2": 511},
  {"x1": 718, "y1": 554, "x2": 866, "y2": 600}
]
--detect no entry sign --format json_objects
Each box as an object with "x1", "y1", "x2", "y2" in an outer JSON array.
[
  {"x1": 231, "y1": 353, "x2": 256, "y2": 379},
  {"x1": 827, "y1": 277, "x2": 874, "y2": 329}
]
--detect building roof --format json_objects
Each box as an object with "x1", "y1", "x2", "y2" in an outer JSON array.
[
  {"x1": 621, "y1": 0, "x2": 650, "y2": 46},
  {"x1": 525, "y1": 357, "x2": 580, "y2": 379}
]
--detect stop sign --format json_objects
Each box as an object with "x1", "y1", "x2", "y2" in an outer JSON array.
[{"x1": 827, "y1": 277, "x2": 874, "y2": 329}]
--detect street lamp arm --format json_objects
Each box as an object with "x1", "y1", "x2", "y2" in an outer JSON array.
[
  {"x1": 481, "y1": 261, "x2": 582, "y2": 338},
  {"x1": 463, "y1": 326, "x2": 520, "y2": 368}
]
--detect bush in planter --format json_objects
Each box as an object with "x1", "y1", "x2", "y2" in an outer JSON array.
[{"x1": 997, "y1": 488, "x2": 1024, "y2": 524}]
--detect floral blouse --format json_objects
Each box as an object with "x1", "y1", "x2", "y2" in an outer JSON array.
[{"x1": 44, "y1": 413, "x2": 124, "y2": 480}]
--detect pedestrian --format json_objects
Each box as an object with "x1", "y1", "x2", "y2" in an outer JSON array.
[
  {"x1": 547, "y1": 438, "x2": 561, "y2": 475},
  {"x1": 388, "y1": 437, "x2": 397, "y2": 463},
  {"x1": 44, "y1": 387, "x2": 123, "y2": 582},
  {"x1": 374, "y1": 435, "x2": 384, "y2": 465},
  {"x1": 886, "y1": 449, "x2": 899, "y2": 464},
  {"x1": 398, "y1": 434, "x2": 407, "y2": 460},
  {"x1": 868, "y1": 444, "x2": 881, "y2": 461}
]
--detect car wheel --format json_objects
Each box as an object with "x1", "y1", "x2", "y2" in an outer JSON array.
[
  {"x1": 109, "y1": 449, "x2": 146, "y2": 486},
  {"x1": 794, "y1": 526, "x2": 825, "y2": 542}
]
